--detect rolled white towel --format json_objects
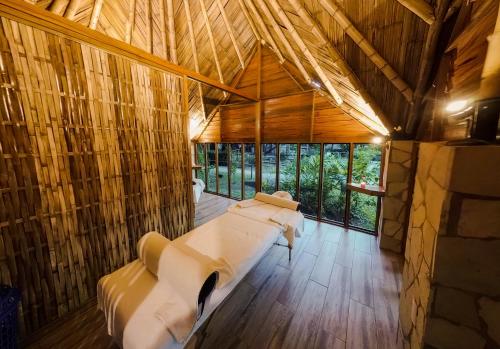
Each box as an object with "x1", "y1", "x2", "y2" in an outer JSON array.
[
  {"x1": 236, "y1": 199, "x2": 265, "y2": 208},
  {"x1": 255, "y1": 192, "x2": 300, "y2": 211}
]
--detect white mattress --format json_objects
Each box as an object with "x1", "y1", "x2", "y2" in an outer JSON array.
[{"x1": 99, "y1": 212, "x2": 281, "y2": 349}]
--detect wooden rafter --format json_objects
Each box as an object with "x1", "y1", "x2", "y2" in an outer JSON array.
[
  {"x1": 397, "y1": 0, "x2": 435, "y2": 25},
  {"x1": 166, "y1": 0, "x2": 177, "y2": 63},
  {"x1": 406, "y1": 0, "x2": 452, "y2": 133},
  {"x1": 183, "y1": 0, "x2": 206, "y2": 119},
  {"x1": 245, "y1": 0, "x2": 285, "y2": 63},
  {"x1": 89, "y1": 0, "x2": 103, "y2": 29},
  {"x1": 198, "y1": 0, "x2": 224, "y2": 85},
  {"x1": 288, "y1": 0, "x2": 392, "y2": 132},
  {"x1": 253, "y1": 0, "x2": 310, "y2": 84},
  {"x1": 319, "y1": 0, "x2": 414, "y2": 102},
  {"x1": 216, "y1": 0, "x2": 244, "y2": 68},
  {"x1": 268, "y1": 0, "x2": 343, "y2": 104},
  {"x1": 146, "y1": 0, "x2": 153, "y2": 53},
  {"x1": 237, "y1": 0, "x2": 262, "y2": 42},
  {"x1": 124, "y1": 0, "x2": 136, "y2": 44},
  {"x1": 159, "y1": 0, "x2": 168, "y2": 58},
  {"x1": 49, "y1": 0, "x2": 69, "y2": 16}
]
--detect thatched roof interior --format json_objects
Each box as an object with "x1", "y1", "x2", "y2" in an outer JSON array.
[{"x1": 28, "y1": 0, "x2": 443, "y2": 138}]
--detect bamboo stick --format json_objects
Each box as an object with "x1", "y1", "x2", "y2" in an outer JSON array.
[
  {"x1": 159, "y1": 0, "x2": 168, "y2": 58},
  {"x1": 245, "y1": 0, "x2": 285, "y2": 63},
  {"x1": 198, "y1": 0, "x2": 224, "y2": 85},
  {"x1": 268, "y1": 0, "x2": 343, "y2": 104},
  {"x1": 124, "y1": 0, "x2": 136, "y2": 44},
  {"x1": 397, "y1": 0, "x2": 435, "y2": 25},
  {"x1": 216, "y1": 0, "x2": 244, "y2": 68},
  {"x1": 166, "y1": 0, "x2": 177, "y2": 63},
  {"x1": 146, "y1": 0, "x2": 153, "y2": 53},
  {"x1": 237, "y1": 0, "x2": 261, "y2": 42},
  {"x1": 319, "y1": 0, "x2": 414, "y2": 102},
  {"x1": 63, "y1": 0, "x2": 80, "y2": 20},
  {"x1": 253, "y1": 0, "x2": 310, "y2": 84},
  {"x1": 287, "y1": 0, "x2": 391, "y2": 132},
  {"x1": 89, "y1": 0, "x2": 103, "y2": 29},
  {"x1": 49, "y1": 0, "x2": 69, "y2": 16}
]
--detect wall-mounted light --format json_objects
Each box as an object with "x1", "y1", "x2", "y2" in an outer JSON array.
[
  {"x1": 445, "y1": 100, "x2": 470, "y2": 114},
  {"x1": 372, "y1": 136, "x2": 383, "y2": 144},
  {"x1": 310, "y1": 80, "x2": 321, "y2": 89}
]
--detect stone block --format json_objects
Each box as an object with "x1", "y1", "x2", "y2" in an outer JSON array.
[
  {"x1": 416, "y1": 143, "x2": 441, "y2": 188},
  {"x1": 387, "y1": 163, "x2": 409, "y2": 183},
  {"x1": 391, "y1": 148, "x2": 412, "y2": 163},
  {"x1": 412, "y1": 204, "x2": 425, "y2": 228},
  {"x1": 450, "y1": 146, "x2": 500, "y2": 197},
  {"x1": 434, "y1": 287, "x2": 480, "y2": 329},
  {"x1": 384, "y1": 197, "x2": 404, "y2": 221},
  {"x1": 458, "y1": 198, "x2": 500, "y2": 238},
  {"x1": 479, "y1": 297, "x2": 500, "y2": 345},
  {"x1": 424, "y1": 318, "x2": 485, "y2": 349},
  {"x1": 425, "y1": 178, "x2": 447, "y2": 232},
  {"x1": 428, "y1": 146, "x2": 454, "y2": 189},
  {"x1": 422, "y1": 221, "x2": 437, "y2": 267},
  {"x1": 392, "y1": 140, "x2": 415, "y2": 153},
  {"x1": 434, "y1": 237, "x2": 500, "y2": 296},
  {"x1": 382, "y1": 219, "x2": 402, "y2": 237},
  {"x1": 379, "y1": 234, "x2": 403, "y2": 253},
  {"x1": 412, "y1": 179, "x2": 424, "y2": 208},
  {"x1": 387, "y1": 181, "x2": 408, "y2": 197}
]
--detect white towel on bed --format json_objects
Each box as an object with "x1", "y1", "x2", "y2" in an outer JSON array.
[{"x1": 236, "y1": 199, "x2": 265, "y2": 208}]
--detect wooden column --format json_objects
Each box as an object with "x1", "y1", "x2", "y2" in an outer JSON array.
[{"x1": 255, "y1": 44, "x2": 262, "y2": 193}]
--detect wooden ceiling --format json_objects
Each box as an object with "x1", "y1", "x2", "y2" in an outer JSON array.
[{"x1": 25, "y1": 0, "x2": 457, "y2": 138}]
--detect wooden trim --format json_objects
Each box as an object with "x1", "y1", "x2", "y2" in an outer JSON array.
[
  {"x1": 310, "y1": 92, "x2": 316, "y2": 142},
  {"x1": 166, "y1": 0, "x2": 177, "y2": 63},
  {"x1": 296, "y1": 144, "x2": 301, "y2": 202},
  {"x1": 0, "y1": 0, "x2": 257, "y2": 101},
  {"x1": 241, "y1": 144, "x2": 246, "y2": 199},
  {"x1": 89, "y1": 0, "x2": 103, "y2": 29},
  {"x1": 198, "y1": 0, "x2": 224, "y2": 85},
  {"x1": 319, "y1": 0, "x2": 413, "y2": 102},
  {"x1": 124, "y1": 0, "x2": 136, "y2": 44},
  {"x1": 347, "y1": 183, "x2": 385, "y2": 197},
  {"x1": 237, "y1": 0, "x2": 261, "y2": 42},
  {"x1": 317, "y1": 144, "x2": 325, "y2": 220},
  {"x1": 344, "y1": 143, "x2": 354, "y2": 227},
  {"x1": 183, "y1": 76, "x2": 195, "y2": 229},
  {"x1": 215, "y1": 143, "x2": 220, "y2": 194},
  {"x1": 397, "y1": 0, "x2": 435, "y2": 25},
  {"x1": 255, "y1": 44, "x2": 262, "y2": 192},
  {"x1": 268, "y1": 0, "x2": 343, "y2": 104}
]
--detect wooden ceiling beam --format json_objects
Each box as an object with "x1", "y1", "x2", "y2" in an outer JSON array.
[
  {"x1": 146, "y1": 0, "x2": 152, "y2": 53},
  {"x1": 49, "y1": 0, "x2": 69, "y2": 16},
  {"x1": 159, "y1": 0, "x2": 168, "y2": 58},
  {"x1": 237, "y1": 0, "x2": 262, "y2": 42},
  {"x1": 89, "y1": 0, "x2": 103, "y2": 29},
  {"x1": 0, "y1": 0, "x2": 256, "y2": 100},
  {"x1": 198, "y1": 0, "x2": 225, "y2": 86},
  {"x1": 245, "y1": 0, "x2": 285, "y2": 63},
  {"x1": 406, "y1": 0, "x2": 452, "y2": 133},
  {"x1": 397, "y1": 0, "x2": 435, "y2": 25},
  {"x1": 253, "y1": 0, "x2": 310, "y2": 84},
  {"x1": 183, "y1": 0, "x2": 207, "y2": 119},
  {"x1": 268, "y1": 0, "x2": 343, "y2": 105},
  {"x1": 288, "y1": 0, "x2": 391, "y2": 132},
  {"x1": 319, "y1": 0, "x2": 414, "y2": 102},
  {"x1": 166, "y1": 0, "x2": 178, "y2": 63},
  {"x1": 216, "y1": 0, "x2": 244, "y2": 68},
  {"x1": 63, "y1": 0, "x2": 80, "y2": 20},
  {"x1": 124, "y1": 0, "x2": 136, "y2": 44}
]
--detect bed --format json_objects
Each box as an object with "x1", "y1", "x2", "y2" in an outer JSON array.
[{"x1": 97, "y1": 192, "x2": 302, "y2": 349}]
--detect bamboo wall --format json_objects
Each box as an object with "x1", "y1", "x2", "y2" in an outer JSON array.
[{"x1": 0, "y1": 17, "x2": 192, "y2": 337}]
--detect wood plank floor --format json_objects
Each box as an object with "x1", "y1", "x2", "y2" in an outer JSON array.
[{"x1": 25, "y1": 193, "x2": 403, "y2": 349}]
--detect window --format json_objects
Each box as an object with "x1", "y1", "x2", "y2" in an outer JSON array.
[
  {"x1": 299, "y1": 144, "x2": 321, "y2": 216},
  {"x1": 230, "y1": 144, "x2": 243, "y2": 200},
  {"x1": 349, "y1": 144, "x2": 382, "y2": 231},
  {"x1": 244, "y1": 144, "x2": 256, "y2": 199},
  {"x1": 261, "y1": 144, "x2": 277, "y2": 194},
  {"x1": 195, "y1": 143, "x2": 206, "y2": 183},
  {"x1": 278, "y1": 144, "x2": 298, "y2": 199},
  {"x1": 321, "y1": 144, "x2": 349, "y2": 223},
  {"x1": 217, "y1": 144, "x2": 229, "y2": 196},
  {"x1": 207, "y1": 143, "x2": 216, "y2": 192}
]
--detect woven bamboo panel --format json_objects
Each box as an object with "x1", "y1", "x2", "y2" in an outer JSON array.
[{"x1": 0, "y1": 16, "x2": 192, "y2": 338}]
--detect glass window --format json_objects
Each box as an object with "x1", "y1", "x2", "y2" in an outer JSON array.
[
  {"x1": 299, "y1": 144, "x2": 321, "y2": 216},
  {"x1": 278, "y1": 144, "x2": 298, "y2": 199},
  {"x1": 321, "y1": 144, "x2": 349, "y2": 223},
  {"x1": 217, "y1": 144, "x2": 229, "y2": 196},
  {"x1": 230, "y1": 144, "x2": 243, "y2": 200},
  {"x1": 349, "y1": 144, "x2": 382, "y2": 231},
  {"x1": 261, "y1": 144, "x2": 277, "y2": 194},
  {"x1": 207, "y1": 143, "x2": 216, "y2": 192},
  {"x1": 244, "y1": 144, "x2": 256, "y2": 199},
  {"x1": 195, "y1": 143, "x2": 206, "y2": 183}
]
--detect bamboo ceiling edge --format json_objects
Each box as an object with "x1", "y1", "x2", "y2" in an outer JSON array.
[{"x1": 0, "y1": 0, "x2": 257, "y2": 101}]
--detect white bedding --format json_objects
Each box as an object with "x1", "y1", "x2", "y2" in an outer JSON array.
[
  {"x1": 192, "y1": 178, "x2": 205, "y2": 203},
  {"x1": 227, "y1": 202, "x2": 304, "y2": 248},
  {"x1": 98, "y1": 212, "x2": 281, "y2": 349}
]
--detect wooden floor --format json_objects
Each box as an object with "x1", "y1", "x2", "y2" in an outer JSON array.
[{"x1": 25, "y1": 193, "x2": 403, "y2": 349}]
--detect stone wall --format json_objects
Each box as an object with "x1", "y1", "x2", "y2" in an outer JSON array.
[
  {"x1": 379, "y1": 140, "x2": 418, "y2": 252},
  {"x1": 399, "y1": 142, "x2": 500, "y2": 349}
]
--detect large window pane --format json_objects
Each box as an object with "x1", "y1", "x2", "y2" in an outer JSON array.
[
  {"x1": 244, "y1": 144, "x2": 256, "y2": 199},
  {"x1": 195, "y1": 143, "x2": 206, "y2": 183},
  {"x1": 217, "y1": 144, "x2": 229, "y2": 196},
  {"x1": 299, "y1": 144, "x2": 321, "y2": 216},
  {"x1": 278, "y1": 144, "x2": 298, "y2": 199},
  {"x1": 261, "y1": 144, "x2": 277, "y2": 194},
  {"x1": 207, "y1": 143, "x2": 216, "y2": 192},
  {"x1": 349, "y1": 144, "x2": 382, "y2": 231},
  {"x1": 230, "y1": 144, "x2": 243, "y2": 200},
  {"x1": 321, "y1": 144, "x2": 349, "y2": 222}
]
